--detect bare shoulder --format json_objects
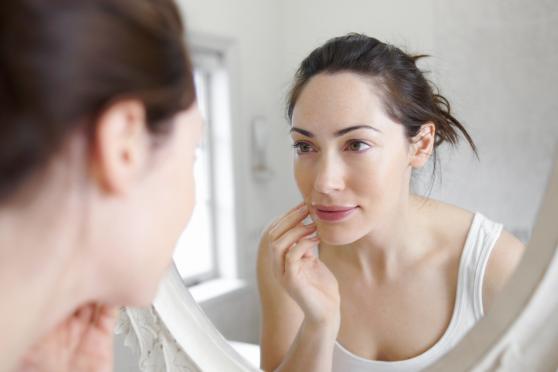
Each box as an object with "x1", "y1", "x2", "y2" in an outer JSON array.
[
  {"x1": 416, "y1": 197, "x2": 526, "y2": 310},
  {"x1": 483, "y1": 229, "x2": 526, "y2": 311},
  {"x1": 414, "y1": 196, "x2": 475, "y2": 247},
  {"x1": 417, "y1": 197, "x2": 527, "y2": 310},
  {"x1": 421, "y1": 197, "x2": 474, "y2": 222}
]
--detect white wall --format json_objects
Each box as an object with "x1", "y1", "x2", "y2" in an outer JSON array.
[{"x1": 115, "y1": 0, "x2": 558, "y2": 369}]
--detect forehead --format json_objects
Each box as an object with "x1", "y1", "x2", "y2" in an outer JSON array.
[{"x1": 291, "y1": 71, "x2": 392, "y2": 133}]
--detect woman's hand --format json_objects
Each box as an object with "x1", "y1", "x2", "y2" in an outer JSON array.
[
  {"x1": 264, "y1": 203, "x2": 341, "y2": 331},
  {"x1": 17, "y1": 303, "x2": 118, "y2": 372}
]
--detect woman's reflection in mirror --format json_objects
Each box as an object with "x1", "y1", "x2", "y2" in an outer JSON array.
[{"x1": 258, "y1": 33, "x2": 525, "y2": 372}]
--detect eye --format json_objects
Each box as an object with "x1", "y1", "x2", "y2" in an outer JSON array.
[
  {"x1": 345, "y1": 140, "x2": 371, "y2": 152},
  {"x1": 292, "y1": 141, "x2": 316, "y2": 155}
]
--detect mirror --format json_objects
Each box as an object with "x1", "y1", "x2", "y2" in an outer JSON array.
[{"x1": 115, "y1": 0, "x2": 558, "y2": 371}]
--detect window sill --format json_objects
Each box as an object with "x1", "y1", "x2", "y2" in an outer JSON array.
[{"x1": 188, "y1": 278, "x2": 247, "y2": 305}]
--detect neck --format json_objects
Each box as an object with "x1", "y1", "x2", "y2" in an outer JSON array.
[
  {"x1": 323, "y1": 194, "x2": 434, "y2": 283},
  {"x1": 0, "y1": 186, "x2": 93, "y2": 372}
]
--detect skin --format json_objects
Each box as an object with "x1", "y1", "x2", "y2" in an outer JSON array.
[
  {"x1": 0, "y1": 99, "x2": 203, "y2": 372},
  {"x1": 258, "y1": 72, "x2": 525, "y2": 371}
]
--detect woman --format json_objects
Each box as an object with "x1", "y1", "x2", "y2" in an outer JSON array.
[
  {"x1": 258, "y1": 34, "x2": 525, "y2": 372},
  {"x1": 0, "y1": 0, "x2": 201, "y2": 371}
]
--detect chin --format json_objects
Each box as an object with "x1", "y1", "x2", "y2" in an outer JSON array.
[{"x1": 317, "y1": 223, "x2": 364, "y2": 246}]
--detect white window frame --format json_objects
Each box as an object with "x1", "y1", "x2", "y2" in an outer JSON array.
[{"x1": 173, "y1": 33, "x2": 239, "y2": 289}]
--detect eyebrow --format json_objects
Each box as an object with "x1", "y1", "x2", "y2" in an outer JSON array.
[{"x1": 289, "y1": 124, "x2": 382, "y2": 138}]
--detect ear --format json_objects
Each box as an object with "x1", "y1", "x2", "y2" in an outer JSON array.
[
  {"x1": 409, "y1": 122, "x2": 435, "y2": 169},
  {"x1": 91, "y1": 99, "x2": 149, "y2": 194}
]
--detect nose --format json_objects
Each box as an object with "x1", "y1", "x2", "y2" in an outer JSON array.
[{"x1": 313, "y1": 153, "x2": 345, "y2": 195}]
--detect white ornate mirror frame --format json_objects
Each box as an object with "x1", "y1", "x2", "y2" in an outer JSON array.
[{"x1": 117, "y1": 151, "x2": 558, "y2": 372}]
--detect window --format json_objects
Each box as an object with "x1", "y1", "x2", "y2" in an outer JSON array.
[{"x1": 173, "y1": 46, "x2": 237, "y2": 287}]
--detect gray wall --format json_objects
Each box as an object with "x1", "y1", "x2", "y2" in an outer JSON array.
[{"x1": 428, "y1": 0, "x2": 558, "y2": 239}]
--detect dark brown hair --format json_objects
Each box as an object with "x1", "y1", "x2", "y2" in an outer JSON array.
[
  {"x1": 0, "y1": 0, "x2": 196, "y2": 201},
  {"x1": 287, "y1": 33, "x2": 477, "y2": 181}
]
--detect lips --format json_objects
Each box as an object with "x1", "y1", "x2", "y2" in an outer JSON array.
[{"x1": 313, "y1": 205, "x2": 358, "y2": 222}]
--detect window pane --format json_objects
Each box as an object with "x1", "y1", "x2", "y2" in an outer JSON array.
[{"x1": 173, "y1": 70, "x2": 215, "y2": 282}]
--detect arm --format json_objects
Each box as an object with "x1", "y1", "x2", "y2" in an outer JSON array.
[
  {"x1": 257, "y1": 204, "x2": 340, "y2": 372},
  {"x1": 482, "y1": 229, "x2": 526, "y2": 312},
  {"x1": 271, "y1": 319, "x2": 338, "y2": 372}
]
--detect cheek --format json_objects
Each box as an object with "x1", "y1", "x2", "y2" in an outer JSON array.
[
  {"x1": 378, "y1": 148, "x2": 411, "y2": 189},
  {"x1": 180, "y1": 155, "x2": 196, "y2": 225},
  {"x1": 113, "y1": 127, "x2": 199, "y2": 306},
  {"x1": 352, "y1": 150, "x2": 410, "y2": 206},
  {"x1": 167, "y1": 107, "x2": 202, "y2": 227},
  {"x1": 344, "y1": 154, "x2": 383, "y2": 193},
  {"x1": 149, "y1": 131, "x2": 197, "y2": 256},
  {"x1": 169, "y1": 135, "x2": 197, "y2": 231},
  {"x1": 294, "y1": 158, "x2": 314, "y2": 197}
]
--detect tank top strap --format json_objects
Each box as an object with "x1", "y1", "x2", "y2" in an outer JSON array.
[
  {"x1": 455, "y1": 212, "x2": 503, "y2": 325},
  {"x1": 471, "y1": 213, "x2": 503, "y2": 318}
]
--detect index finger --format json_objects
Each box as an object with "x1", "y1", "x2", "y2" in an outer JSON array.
[{"x1": 268, "y1": 202, "x2": 310, "y2": 241}]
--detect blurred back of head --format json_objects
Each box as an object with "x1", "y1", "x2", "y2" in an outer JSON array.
[{"x1": 0, "y1": 0, "x2": 196, "y2": 202}]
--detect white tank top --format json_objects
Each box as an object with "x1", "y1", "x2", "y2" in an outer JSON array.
[{"x1": 328, "y1": 212, "x2": 503, "y2": 372}]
